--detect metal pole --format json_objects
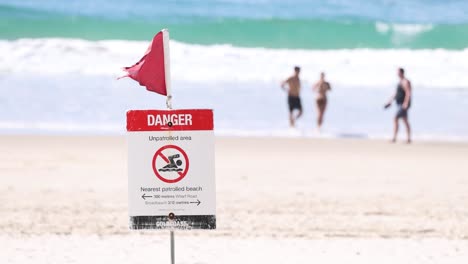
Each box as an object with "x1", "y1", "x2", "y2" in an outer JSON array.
[
  {"x1": 170, "y1": 230, "x2": 175, "y2": 264},
  {"x1": 162, "y1": 29, "x2": 172, "y2": 110},
  {"x1": 164, "y1": 29, "x2": 174, "y2": 264}
]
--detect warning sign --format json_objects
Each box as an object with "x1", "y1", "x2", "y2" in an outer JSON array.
[{"x1": 127, "y1": 109, "x2": 216, "y2": 230}]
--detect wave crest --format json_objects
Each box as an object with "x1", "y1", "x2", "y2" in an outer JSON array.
[{"x1": 1, "y1": 38, "x2": 468, "y2": 89}]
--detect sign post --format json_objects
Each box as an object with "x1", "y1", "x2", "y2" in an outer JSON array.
[
  {"x1": 171, "y1": 230, "x2": 175, "y2": 264},
  {"x1": 127, "y1": 109, "x2": 216, "y2": 263},
  {"x1": 163, "y1": 29, "x2": 175, "y2": 264},
  {"x1": 122, "y1": 29, "x2": 214, "y2": 264}
]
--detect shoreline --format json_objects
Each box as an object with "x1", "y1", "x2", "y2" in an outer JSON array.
[{"x1": 1, "y1": 133, "x2": 468, "y2": 145}]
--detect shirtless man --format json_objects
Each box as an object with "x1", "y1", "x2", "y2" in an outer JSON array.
[
  {"x1": 281, "y1": 66, "x2": 303, "y2": 127},
  {"x1": 313, "y1": 72, "x2": 331, "y2": 132},
  {"x1": 384, "y1": 67, "x2": 412, "y2": 143}
]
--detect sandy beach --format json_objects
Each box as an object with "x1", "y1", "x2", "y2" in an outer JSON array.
[
  {"x1": 3, "y1": 1, "x2": 468, "y2": 263},
  {"x1": 1, "y1": 135, "x2": 468, "y2": 263}
]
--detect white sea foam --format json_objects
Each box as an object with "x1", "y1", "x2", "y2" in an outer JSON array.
[
  {"x1": 1, "y1": 38, "x2": 468, "y2": 89},
  {"x1": 0, "y1": 121, "x2": 122, "y2": 134},
  {"x1": 375, "y1": 22, "x2": 433, "y2": 35},
  {"x1": 1, "y1": 38, "x2": 467, "y2": 140},
  {"x1": 375, "y1": 22, "x2": 435, "y2": 47},
  {"x1": 375, "y1": 22, "x2": 391, "y2": 34}
]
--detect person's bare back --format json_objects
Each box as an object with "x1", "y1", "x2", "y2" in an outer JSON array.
[{"x1": 285, "y1": 76, "x2": 301, "y2": 97}]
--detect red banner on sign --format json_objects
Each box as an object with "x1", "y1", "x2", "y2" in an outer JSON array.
[{"x1": 127, "y1": 109, "x2": 214, "y2": 132}]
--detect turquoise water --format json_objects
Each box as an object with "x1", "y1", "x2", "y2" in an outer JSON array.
[
  {"x1": 1, "y1": 0, "x2": 468, "y2": 49},
  {"x1": 1, "y1": 0, "x2": 468, "y2": 139}
]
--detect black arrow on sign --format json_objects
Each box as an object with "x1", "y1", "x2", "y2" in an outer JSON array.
[
  {"x1": 190, "y1": 199, "x2": 201, "y2": 206},
  {"x1": 142, "y1": 193, "x2": 152, "y2": 200}
]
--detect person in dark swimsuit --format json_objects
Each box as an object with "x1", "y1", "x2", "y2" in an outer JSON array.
[
  {"x1": 313, "y1": 72, "x2": 331, "y2": 132},
  {"x1": 384, "y1": 68, "x2": 412, "y2": 143},
  {"x1": 281, "y1": 66, "x2": 303, "y2": 127}
]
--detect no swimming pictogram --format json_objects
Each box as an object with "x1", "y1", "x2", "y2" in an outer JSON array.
[{"x1": 152, "y1": 145, "x2": 190, "y2": 183}]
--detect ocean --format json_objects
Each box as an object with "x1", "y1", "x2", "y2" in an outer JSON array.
[{"x1": 1, "y1": 0, "x2": 467, "y2": 140}]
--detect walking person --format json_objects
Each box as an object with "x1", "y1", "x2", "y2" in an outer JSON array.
[
  {"x1": 281, "y1": 66, "x2": 303, "y2": 127},
  {"x1": 384, "y1": 67, "x2": 412, "y2": 143},
  {"x1": 313, "y1": 72, "x2": 331, "y2": 132}
]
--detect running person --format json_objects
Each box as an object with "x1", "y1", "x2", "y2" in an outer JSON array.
[
  {"x1": 281, "y1": 66, "x2": 303, "y2": 127},
  {"x1": 384, "y1": 67, "x2": 412, "y2": 143},
  {"x1": 313, "y1": 72, "x2": 331, "y2": 132}
]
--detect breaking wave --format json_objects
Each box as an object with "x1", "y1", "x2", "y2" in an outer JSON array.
[{"x1": 1, "y1": 38, "x2": 468, "y2": 89}]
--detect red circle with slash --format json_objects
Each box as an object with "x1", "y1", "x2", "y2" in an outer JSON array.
[{"x1": 152, "y1": 145, "x2": 190, "y2": 183}]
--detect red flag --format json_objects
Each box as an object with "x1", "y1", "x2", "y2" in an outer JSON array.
[{"x1": 119, "y1": 30, "x2": 170, "y2": 96}]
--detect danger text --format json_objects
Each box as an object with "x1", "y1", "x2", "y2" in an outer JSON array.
[{"x1": 147, "y1": 114, "x2": 193, "y2": 126}]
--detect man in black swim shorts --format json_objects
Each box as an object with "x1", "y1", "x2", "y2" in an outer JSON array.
[{"x1": 281, "y1": 66, "x2": 303, "y2": 127}]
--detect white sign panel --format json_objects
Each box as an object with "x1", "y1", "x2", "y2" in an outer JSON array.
[{"x1": 127, "y1": 109, "x2": 216, "y2": 230}]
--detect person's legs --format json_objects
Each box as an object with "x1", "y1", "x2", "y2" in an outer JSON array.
[
  {"x1": 296, "y1": 98, "x2": 303, "y2": 121},
  {"x1": 287, "y1": 96, "x2": 295, "y2": 127},
  {"x1": 316, "y1": 99, "x2": 326, "y2": 129},
  {"x1": 392, "y1": 117, "x2": 399, "y2": 142},
  {"x1": 318, "y1": 110, "x2": 324, "y2": 127},
  {"x1": 315, "y1": 102, "x2": 321, "y2": 127},
  {"x1": 320, "y1": 100, "x2": 327, "y2": 127},
  {"x1": 289, "y1": 111, "x2": 295, "y2": 127},
  {"x1": 402, "y1": 116, "x2": 411, "y2": 143},
  {"x1": 296, "y1": 108, "x2": 303, "y2": 120}
]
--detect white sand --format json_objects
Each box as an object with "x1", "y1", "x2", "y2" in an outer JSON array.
[
  {"x1": 1, "y1": 235, "x2": 468, "y2": 264},
  {"x1": 1, "y1": 136, "x2": 468, "y2": 263}
]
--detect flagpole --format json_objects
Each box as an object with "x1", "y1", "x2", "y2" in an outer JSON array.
[
  {"x1": 162, "y1": 29, "x2": 172, "y2": 110},
  {"x1": 163, "y1": 28, "x2": 175, "y2": 264}
]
